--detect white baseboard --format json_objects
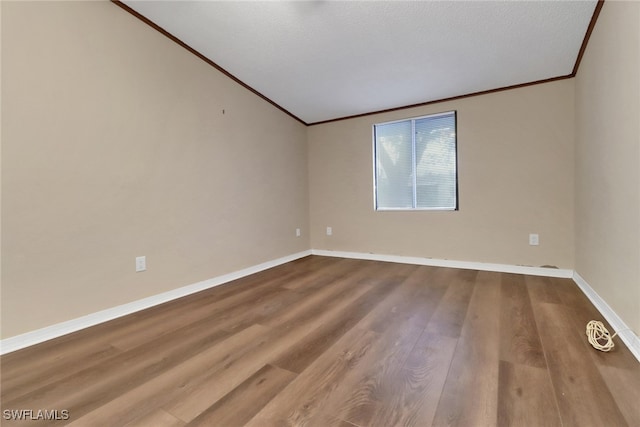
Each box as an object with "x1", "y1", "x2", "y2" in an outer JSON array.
[
  {"x1": 311, "y1": 249, "x2": 574, "y2": 278},
  {"x1": 0, "y1": 250, "x2": 312, "y2": 355},
  {"x1": 313, "y1": 249, "x2": 638, "y2": 361},
  {"x1": 4, "y1": 249, "x2": 637, "y2": 364},
  {"x1": 573, "y1": 272, "x2": 640, "y2": 362}
]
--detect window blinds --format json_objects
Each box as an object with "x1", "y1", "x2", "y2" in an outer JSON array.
[{"x1": 374, "y1": 111, "x2": 457, "y2": 210}]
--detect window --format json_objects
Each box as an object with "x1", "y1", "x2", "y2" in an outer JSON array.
[{"x1": 373, "y1": 111, "x2": 458, "y2": 210}]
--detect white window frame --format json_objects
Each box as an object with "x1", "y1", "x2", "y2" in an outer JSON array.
[{"x1": 372, "y1": 110, "x2": 459, "y2": 211}]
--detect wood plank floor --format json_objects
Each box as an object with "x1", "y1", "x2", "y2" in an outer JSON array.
[{"x1": 1, "y1": 256, "x2": 639, "y2": 426}]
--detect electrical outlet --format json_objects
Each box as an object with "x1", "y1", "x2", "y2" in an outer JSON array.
[
  {"x1": 326, "y1": 227, "x2": 332, "y2": 236},
  {"x1": 529, "y1": 234, "x2": 539, "y2": 246},
  {"x1": 136, "y1": 256, "x2": 146, "y2": 272},
  {"x1": 296, "y1": 228, "x2": 301, "y2": 237}
]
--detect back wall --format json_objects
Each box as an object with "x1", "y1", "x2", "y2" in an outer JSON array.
[{"x1": 308, "y1": 80, "x2": 575, "y2": 269}]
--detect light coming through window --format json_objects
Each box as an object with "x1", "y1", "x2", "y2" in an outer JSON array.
[{"x1": 373, "y1": 111, "x2": 458, "y2": 210}]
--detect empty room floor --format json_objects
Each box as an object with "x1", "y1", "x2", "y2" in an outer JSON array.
[{"x1": 1, "y1": 256, "x2": 638, "y2": 426}]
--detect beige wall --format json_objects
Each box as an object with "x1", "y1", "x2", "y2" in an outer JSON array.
[
  {"x1": 3, "y1": 1, "x2": 638, "y2": 342},
  {"x1": 1, "y1": 1, "x2": 309, "y2": 338},
  {"x1": 309, "y1": 80, "x2": 575, "y2": 269},
  {"x1": 575, "y1": 2, "x2": 640, "y2": 334}
]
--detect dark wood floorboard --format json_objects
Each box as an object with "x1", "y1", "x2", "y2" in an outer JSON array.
[
  {"x1": 496, "y1": 360, "x2": 560, "y2": 427},
  {"x1": 431, "y1": 270, "x2": 501, "y2": 427},
  {"x1": 186, "y1": 364, "x2": 296, "y2": 427},
  {"x1": 499, "y1": 273, "x2": 546, "y2": 368},
  {"x1": 1, "y1": 256, "x2": 638, "y2": 426}
]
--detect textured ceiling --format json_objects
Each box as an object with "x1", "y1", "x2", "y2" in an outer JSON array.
[{"x1": 120, "y1": 1, "x2": 598, "y2": 125}]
